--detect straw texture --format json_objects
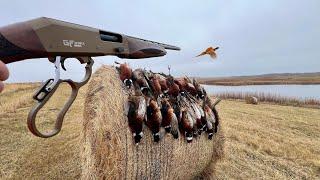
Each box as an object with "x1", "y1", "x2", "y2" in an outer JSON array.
[{"x1": 81, "y1": 66, "x2": 225, "y2": 180}]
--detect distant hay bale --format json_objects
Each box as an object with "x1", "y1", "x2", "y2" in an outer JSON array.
[
  {"x1": 245, "y1": 96, "x2": 258, "y2": 105},
  {"x1": 80, "y1": 66, "x2": 225, "y2": 180}
]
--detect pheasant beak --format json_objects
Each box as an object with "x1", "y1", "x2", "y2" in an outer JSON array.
[{"x1": 214, "y1": 47, "x2": 219, "y2": 51}]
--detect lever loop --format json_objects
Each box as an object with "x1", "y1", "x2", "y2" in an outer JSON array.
[{"x1": 27, "y1": 57, "x2": 94, "y2": 138}]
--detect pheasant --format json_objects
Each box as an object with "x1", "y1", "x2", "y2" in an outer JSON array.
[{"x1": 196, "y1": 47, "x2": 219, "y2": 59}]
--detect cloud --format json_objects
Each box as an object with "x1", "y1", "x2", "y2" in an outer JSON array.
[{"x1": 1, "y1": 0, "x2": 319, "y2": 82}]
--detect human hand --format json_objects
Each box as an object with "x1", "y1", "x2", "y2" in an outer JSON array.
[{"x1": 0, "y1": 60, "x2": 9, "y2": 93}]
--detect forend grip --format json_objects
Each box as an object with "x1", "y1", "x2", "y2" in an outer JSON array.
[
  {"x1": 0, "y1": 33, "x2": 33, "y2": 64},
  {"x1": 0, "y1": 21, "x2": 47, "y2": 64}
]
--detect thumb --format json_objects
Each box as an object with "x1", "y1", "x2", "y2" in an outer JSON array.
[
  {"x1": 0, "y1": 81, "x2": 4, "y2": 93},
  {"x1": 0, "y1": 60, "x2": 9, "y2": 81}
]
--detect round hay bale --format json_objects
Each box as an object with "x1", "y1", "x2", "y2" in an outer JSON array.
[
  {"x1": 80, "y1": 66, "x2": 225, "y2": 180},
  {"x1": 245, "y1": 96, "x2": 258, "y2": 105}
]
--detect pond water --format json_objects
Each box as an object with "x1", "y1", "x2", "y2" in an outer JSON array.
[{"x1": 202, "y1": 84, "x2": 320, "y2": 100}]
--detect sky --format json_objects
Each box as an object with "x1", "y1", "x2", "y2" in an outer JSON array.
[{"x1": 1, "y1": 0, "x2": 319, "y2": 83}]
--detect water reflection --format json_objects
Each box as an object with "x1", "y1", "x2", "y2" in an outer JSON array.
[{"x1": 202, "y1": 85, "x2": 320, "y2": 100}]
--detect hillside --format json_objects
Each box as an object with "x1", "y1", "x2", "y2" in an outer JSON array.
[
  {"x1": 0, "y1": 83, "x2": 319, "y2": 179},
  {"x1": 197, "y1": 72, "x2": 320, "y2": 86}
]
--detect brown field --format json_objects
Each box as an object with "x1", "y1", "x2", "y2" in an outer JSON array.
[
  {"x1": 0, "y1": 83, "x2": 319, "y2": 179},
  {"x1": 197, "y1": 72, "x2": 320, "y2": 86}
]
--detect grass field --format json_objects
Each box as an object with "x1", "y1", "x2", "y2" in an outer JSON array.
[
  {"x1": 0, "y1": 83, "x2": 319, "y2": 179},
  {"x1": 197, "y1": 72, "x2": 320, "y2": 86},
  {"x1": 216, "y1": 99, "x2": 320, "y2": 179}
]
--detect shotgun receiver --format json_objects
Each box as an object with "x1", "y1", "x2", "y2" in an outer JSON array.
[{"x1": 0, "y1": 17, "x2": 180, "y2": 138}]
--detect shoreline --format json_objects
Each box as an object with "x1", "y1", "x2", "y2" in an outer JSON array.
[
  {"x1": 196, "y1": 72, "x2": 320, "y2": 86},
  {"x1": 211, "y1": 92, "x2": 320, "y2": 109},
  {"x1": 200, "y1": 81, "x2": 320, "y2": 86}
]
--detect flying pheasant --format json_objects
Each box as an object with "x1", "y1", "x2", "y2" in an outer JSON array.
[{"x1": 196, "y1": 47, "x2": 219, "y2": 59}]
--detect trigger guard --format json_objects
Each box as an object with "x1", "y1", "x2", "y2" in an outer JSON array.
[
  {"x1": 60, "y1": 57, "x2": 94, "y2": 87},
  {"x1": 59, "y1": 57, "x2": 94, "y2": 86},
  {"x1": 60, "y1": 57, "x2": 86, "y2": 71}
]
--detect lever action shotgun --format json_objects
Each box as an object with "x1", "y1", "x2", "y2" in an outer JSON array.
[{"x1": 0, "y1": 17, "x2": 180, "y2": 138}]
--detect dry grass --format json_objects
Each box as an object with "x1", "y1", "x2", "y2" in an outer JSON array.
[
  {"x1": 0, "y1": 83, "x2": 319, "y2": 179},
  {"x1": 0, "y1": 83, "x2": 86, "y2": 179},
  {"x1": 198, "y1": 72, "x2": 320, "y2": 86},
  {"x1": 215, "y1": 100, "x2": 320, "y2": 179},
  {"x1": 214, "y1": 92, "x2": 320, "y2": 109},
  {"x1": 0, "y1": 83, "x2": 39, "y2": 113}
]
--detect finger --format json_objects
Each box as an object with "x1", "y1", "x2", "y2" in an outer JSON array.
[
  {"x1": 0, "y1": 81, "x2": 4, "y2": 93},
  {"x1": 0, "y1": 61, "x2": 9, "y2": 81}
]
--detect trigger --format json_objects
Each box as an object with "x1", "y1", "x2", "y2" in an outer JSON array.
[{"x1": 60, "y1": 58, "x2": 67, "y2": 71}]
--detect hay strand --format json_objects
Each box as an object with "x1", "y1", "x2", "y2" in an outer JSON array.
[{"x1": 81, "y1": 66, "x2": 225, "y2": 179}]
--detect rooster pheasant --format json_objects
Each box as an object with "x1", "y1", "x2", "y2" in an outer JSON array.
[{"x1": 196, "y1": 47, "x2": 219, "y2": 59}]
